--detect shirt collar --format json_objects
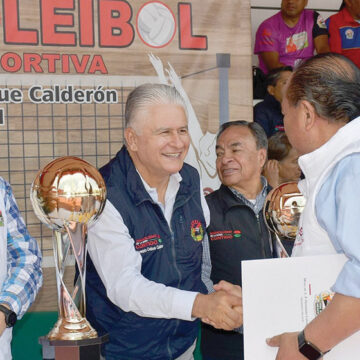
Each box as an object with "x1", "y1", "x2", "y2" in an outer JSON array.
[
  {"x1": 137, "y1": 170, "x2": 182, "y2": 204},
  {"x1": 299, "y1": 116, "x2": 360, "y2": 182},
  {"x1": 342, "y1": 7, "x2": 360, "y2": 24},
  {"x1": 229, "y1": 176, "x2": 268, "y2": 214}
]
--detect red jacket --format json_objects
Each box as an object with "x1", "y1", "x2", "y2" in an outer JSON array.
[{"x1": 326, "y1": 7, "x2": 360, "y2": 68}]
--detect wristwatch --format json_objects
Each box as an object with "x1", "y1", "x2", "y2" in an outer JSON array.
[
  {"x1": 298, "y1": 330, "x2": 329, "y2": 360},
  {"x1": 0, "y1": 304, "x2": 17, "y2": 328}
]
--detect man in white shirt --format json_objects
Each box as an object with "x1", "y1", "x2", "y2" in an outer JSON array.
[
  {"x1": 85, "y1": 83, "x2": 242, "y2": 360},
  {"x1": 267, "y1": 54, "x2": 360, "y2": 359}
]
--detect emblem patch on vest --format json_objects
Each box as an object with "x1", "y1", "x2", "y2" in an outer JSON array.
[
  {"x1": 190, "y1": 220, "x2": 204, "y2": 242},
  {"x1": 135, "y1": 234, "x2": 164, "y2": 253}
]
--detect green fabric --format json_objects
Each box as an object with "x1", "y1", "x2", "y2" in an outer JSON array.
[
  {"x1": 194, "y1": 326, "x2": 203, "y2": 359},
  {"x1": 11, "y1": 312, "x2": 203, "y2": 359},
  {"x1": 11, "y1": 312, "x2": 57, "y2": 360}
]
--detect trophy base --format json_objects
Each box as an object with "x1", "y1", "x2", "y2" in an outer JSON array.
[
  {"x1": 47, "y1": 317, "x2": 98, "y2": 341},
  {"x1": 39, "y1": 334, "x2": 109, "y2": 360}
]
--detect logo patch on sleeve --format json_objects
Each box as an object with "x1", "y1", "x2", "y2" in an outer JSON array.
[
  {"x1": 190, "y1": 219, "x2": 204, "y2": 242},
  {"x1": 260, "y1": 28, "x2": 274, "y2": 45},
  {"x1": 135, "y1": 234, "x2": 163, "y2": 253},
  {"x1": 317, "y1": 14, "x2": 327, "y2": 29}
]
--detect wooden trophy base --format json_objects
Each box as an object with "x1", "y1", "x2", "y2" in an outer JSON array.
[{"x1": 39, "y1": 334, "x2": 109, "y2": 360}]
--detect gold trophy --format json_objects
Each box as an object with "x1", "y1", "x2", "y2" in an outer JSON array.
[
  {"x1": 263, "y1": 181, "x2": 305, "y2": 258},
  {"x1": 31, "y1": 157, "x2": 106, "y2": 347}
]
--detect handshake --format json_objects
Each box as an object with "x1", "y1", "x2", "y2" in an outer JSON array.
[{"x1": 192, "y1": 281, "x2": 243, "y2": 331}]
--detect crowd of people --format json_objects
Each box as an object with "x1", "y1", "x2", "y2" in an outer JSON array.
[
  {"x1": 254, "y1": 0, "x2": 360, "y2": 75},
  {"x1": 253, "y1": 0, "x2": 360, "y2": 137}
]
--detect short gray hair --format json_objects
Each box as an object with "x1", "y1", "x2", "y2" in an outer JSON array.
[
  {"x1": 125, "y1": 83, "x2": 187, "y2": 129},
  {"x1": 287, "y1": 53, "x2": 360, "y2": 123},
  {"x1": 217, "y1": 120, "x2": 268, "y2": 150}
]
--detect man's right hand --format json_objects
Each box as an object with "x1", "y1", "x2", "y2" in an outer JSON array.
[{"x1": 192, "y1": 285, "x2": 243, "y2": 330}]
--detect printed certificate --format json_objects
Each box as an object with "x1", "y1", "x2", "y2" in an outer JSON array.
[{"x1": 242, "y1": 254, "x2": 360, "y2": 359}]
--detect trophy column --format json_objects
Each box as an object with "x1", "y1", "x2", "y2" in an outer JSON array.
[{"x1": 31, "y1": 157, "x2": 109, "y2": 360}]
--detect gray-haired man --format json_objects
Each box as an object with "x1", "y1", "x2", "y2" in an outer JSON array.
[
  {"x1": 85, "y1": 83, "x2": 243, "y2": 360},
  {"x1": 201, "y1": 121, "x2": 275, "y2": 360}
]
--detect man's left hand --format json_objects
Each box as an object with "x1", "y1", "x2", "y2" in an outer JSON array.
[{"x1": 266, "y1": 332, "x2": 306, "y2": 360}]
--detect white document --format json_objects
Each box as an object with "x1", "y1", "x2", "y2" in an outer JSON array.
[{"x1": 242, "y1": 254, "x2": 360, "y2": 359}]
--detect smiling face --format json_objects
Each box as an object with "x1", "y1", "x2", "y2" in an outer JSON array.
[
  {"x1": 125, "y1": 103, "x2": 190, "y2": 186},
  {"x1": 215, "y1": 126, "x2": 266, "y2": 192}
]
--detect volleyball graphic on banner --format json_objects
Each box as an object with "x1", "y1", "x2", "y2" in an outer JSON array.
[{"x1": 137, "y1": 1, "x2": 176, "y2": 47}]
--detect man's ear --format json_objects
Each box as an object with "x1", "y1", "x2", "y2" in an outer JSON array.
[
  {"x1": 300, "y1": 100, "x2": 316, "y2": 131},
  {"x1": 258, "y1": 148, "x2": 267, "y2": 168},
  {"x1": 267, "y1": 85, "x2": 275, "y2": 97},
  {"x1": 124, "y1": 127, "x2": 138, "y2": 152}
]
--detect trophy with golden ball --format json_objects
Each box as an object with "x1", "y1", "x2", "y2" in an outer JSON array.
[{"x1": 31, "y1": 157, "x2": 107, "y2": 359}]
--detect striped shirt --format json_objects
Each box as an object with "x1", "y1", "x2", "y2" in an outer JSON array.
[{"x1": 0, "y1": 178, "x2": 42, "y2": 318}]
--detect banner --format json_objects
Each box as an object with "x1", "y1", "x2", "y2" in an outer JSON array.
[{"x1": 0, "y1": 0, "x2": 252, "y2": 289}]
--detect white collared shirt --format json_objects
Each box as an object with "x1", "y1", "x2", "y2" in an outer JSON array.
[{"x1": 87, "y1": 172, "x2": 211, "y2": 321}]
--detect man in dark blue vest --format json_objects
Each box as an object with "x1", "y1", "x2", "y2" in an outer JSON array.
[{"x1": 85, "y1": 84, "x2": 243, "y2": 360}]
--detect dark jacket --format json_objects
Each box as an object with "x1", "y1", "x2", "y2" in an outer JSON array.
[
  {"x1": 201, "y1": 184, "x2": 274, "y2": 360},
  {"x1": 254, "y1": 94, "x2": 284, "y2": 138},
  {"x1": 86, "y1": 146, "x2": 207, "y2": 360}
]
